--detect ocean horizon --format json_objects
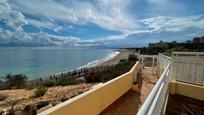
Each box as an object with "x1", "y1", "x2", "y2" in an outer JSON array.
[{"x1": 0, "y1": 47, "x2": 118, "y2": 80}]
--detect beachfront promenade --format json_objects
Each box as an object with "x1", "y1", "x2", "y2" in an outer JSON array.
[{"x1": 39, "y1": 52, "x2": 204, "y2": 115}]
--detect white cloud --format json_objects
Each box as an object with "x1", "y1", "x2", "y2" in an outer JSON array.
[
  {"x1": 26, "y1": 18, "x2": 63, "y2": 32},
  {"x1": 187, "y1": 31, "x2": 204, "y2": 37},
  {"x1": 0, "y1": 0, "x2": 95, "y2": 47},
  {"x1": 1, "y1": 0, "x2": 204, "y2": 47},
  {"x1": 8, "y1": 0, "x2": 136, "y2": 32},
  {"x1": 105, "y1": 30, "x2": 152, "y2": 41},
  {"x1": 9, "y1": 0, "x2": 78, "y2": 22},
  {"x1": 146, "y1": 0, "x2": 168, "y2": 5},
  {"x1": 29, "y1": 33, "x2": 81, "y2": 46},
  {"x1": 0, "y1": 29, "x2": 12, "y2": 44},
  {"x1": 77, "y1": 29, "x2": 153, "y2": 46},
  {"x1": 142, "y1": 15, "x2": 204, "y2": 32},
  {"x1": 88, "y1": 15, "x2": 204, "y2": 44},
  {"x1": 0, "y1": 0, "x2": 27, "y2": 31},
  {"x1": 0, "y1": 28, "x2": 100, "y2": 47},
  {"x1": 0, "y1": 28, "x2": 32, "y2": 44},
  {"x1": 0, "y1": 0, "x2": 144, "y2": 46}
]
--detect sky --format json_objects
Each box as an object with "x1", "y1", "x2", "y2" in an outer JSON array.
[{"x1": 0, "y1": 0, "x2": 204, "y2": 47}]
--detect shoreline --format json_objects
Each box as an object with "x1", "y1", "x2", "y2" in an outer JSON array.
[
  {"x1": 97, "y1": 49, "x2": 131, "y2": 66},
  {"x1": 42, "y1": 49, "x2": 131, "y2": 81},
  {"x1": 0, "y1": 49, "x2": 134, "y2": 113},
  {"x1": 34, "y1": 49, "x2": 118, "y2": 80},
  {"x1": 0, "y1": 49, "x2": 133, "y2": 113},
  {"x1": 77, "y1": 50, "x2": 120, "y2": 69},
  {"x1": 0, "y1": 48, "x2": 133, "y2": 82}
]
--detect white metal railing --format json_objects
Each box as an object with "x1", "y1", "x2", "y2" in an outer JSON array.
[
  {"x1": 172, "y1": 52, "x2": 204, "y2": 55},
  {"x1": 172, "y1": 52, "x2": 204, "y2": 59},
  {"x1": 137, "y1": 54, "x2": 172, "y2": 115},
  {"x1": 158, "y1": 53, "x2": 172, "y2": 69},
  {"x1": 171, "y1": 55, "x2": 204, "y2": 85},
  {"x1": 137, "y1": 52, "x2": 204, "y2": 115},
  {"x1": 139, "y1": 55, "x2": 157, "y2": 67}
]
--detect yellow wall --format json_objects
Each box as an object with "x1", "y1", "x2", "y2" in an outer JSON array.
[
  {"x1": 170, "y1": 81, "x2": 204, "y2": 101},
  {"x1": 39, "y1": 62, "x2": 140, "y2": 115}
]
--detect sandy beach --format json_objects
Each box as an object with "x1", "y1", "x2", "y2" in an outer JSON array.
[{"x1": 97, "y1": 49, "x2": 131, "y2": 66}]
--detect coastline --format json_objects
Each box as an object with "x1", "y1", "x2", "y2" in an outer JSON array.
[
  {"x1": 0, "y1": 48, "x2": 116, "y2": 80},
  {"x1": 38, "y1": 49, "x2": 118, "y2": 80},
  {"x1": 77, "y1": 50, "x2": 120, "y2": 69},
  {"x1": 75, "y1": 49, "x2": 132, "y2": 68},
  {"x1": 0, "y1": 48, "x2": 131, "y2": 80},
  {"x1": 0, "y1": 49, "x2": 133, "y2": 113},
  {"x1": 49, "y1": 49, "x2": 131, "y2": 80},
  {"x1": 97, "y1": 49, "x2": 131, "y2": 66}
]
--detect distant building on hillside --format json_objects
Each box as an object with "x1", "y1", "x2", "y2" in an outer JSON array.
[
  {"x1": 200, "y1": 37, "x2": 204, "y2": 43},
  {"x1": 193, "y1": 37, "x2": 200, "y2": 43},
  {"x1": 192, "y1": 37, "x2": 204, "y2": 44},
  {"x1": 149, "y1": 40, "x2": 169, "y2": 48},
  {"x1": 149, "y1": 36, "x2": 204, "y2": 49}
]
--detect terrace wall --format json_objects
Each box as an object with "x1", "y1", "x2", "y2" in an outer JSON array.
[{"x1": 39, "y1": 62, "x2": 141, "y2": 115}]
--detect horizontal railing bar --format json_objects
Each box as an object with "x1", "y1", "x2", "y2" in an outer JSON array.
[
  {"x1": 148, "y1": 82, "x2": 164, "y2": 115},
  {"x1": 159, "y1": 53, "x2": 172, "y2": 61},
  {"x1": 139, "y1": 55, "x2": 158, "y2": 58},
  {"x1": 137, "y1": 62, "x2": 171, "y2": 115},
  {"x1": 172, "y1": 52, "x2": 204, "y2": 55},
  {"x1": 173, "y1": 57, "x2": 204, "y2": 61}
]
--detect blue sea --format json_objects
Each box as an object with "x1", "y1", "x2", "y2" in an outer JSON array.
[{"x1": 0, "y1": 47, "x2": 117, "y2": 79}]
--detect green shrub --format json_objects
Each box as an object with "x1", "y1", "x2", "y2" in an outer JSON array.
[
  {"x1": 8, "y1": 99, "x2": 19, "y2": 106},
  {"x1": 0, "y1": 94, "x2": 8, "y2": 101},
  {"x1": 119, "y1": 59, "x2": 128, "y2": 63},
  {"x1": 128, "y1": 54, "x2": 138, "y2": 62},
  {"x1": 85, "y1": 71, "x2": 101, "y2": 83},
  {"x1": 0, "y1": 80, "x2": 9, "y2": 90},
  {"x1": 23, "y1": 105, "x2": 37, "y2": 115},
  {"x1": 37, "y1": 101, "x2": 49, "y2": 109},
  {"x1": 43, "y1": 80, "x2": 56, "y2": 87},
  {"x1": 33, "y1": 86, "x2": 47, "y2": 98},
  {"x1": 165, "y1": 47, "x2": 188, "y2": 53},
  {"x1": 4, "y1": 74, "x2": 28, "y2": 89},
  {"x1": 85, "y1": 60, "x2": 135, "y2": 83},
  {"x1": 56, "y1": 76, "x2": 83, "y2": 86}
]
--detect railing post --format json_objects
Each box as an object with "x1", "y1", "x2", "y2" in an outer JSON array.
[
  {"x1": 152, "y1": 57, "x2": 155, "y2": 74},
  {"x1": 152, "y1": 57, "x2": 155, "y2": 67},
  {"x1": 137, "y1": 62, "x2": 171, "y2": 115},
  {"x1": 170, "y1": 59, "x2": 175, "y2": 81}
]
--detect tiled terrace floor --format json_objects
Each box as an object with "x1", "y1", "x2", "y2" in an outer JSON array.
[{"x1": 100, "y1": 67, "x2": 158, "y2": 115}]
